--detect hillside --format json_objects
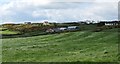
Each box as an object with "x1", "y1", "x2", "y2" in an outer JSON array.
[{"x1": 2, "y1": 29, "x2": 119, "y2": 62}]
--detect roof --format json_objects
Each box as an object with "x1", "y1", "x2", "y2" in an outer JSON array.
[{"x1": 68, "y1": 26, "x2": 79, "y2": 28}]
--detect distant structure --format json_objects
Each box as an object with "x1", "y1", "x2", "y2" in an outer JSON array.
[
  {"x1": 79, "y1": 21, "x2": 87, "y2": 24},
  {"x1": 67, "y1": 26, "x2": 80, "y2": 30},
  {"x1": 105, "y1": 21, "x2": 119, "y2": 26},
  {"x1": 97, "y1": 21, "x2": 119, "y2": 26},
  {"x1": 46, "y1": 28, "x2": 54, "y2": 33},
  {"x1": 43, "y1": 21, "x2": 50, "y2": 25},
  {"x1": 59, "y1": 27, "x2": 67, "y2": 31},
  {"x1": 46, "y1": 26, "x2": 80, "y2": 33},
  {"x1": 24, "y1": 22, "x2": 31, "y2": 24}
]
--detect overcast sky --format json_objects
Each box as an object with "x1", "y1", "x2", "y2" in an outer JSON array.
[{"x1": 0, "y1": 0, "x2": 119, "y2": 24}]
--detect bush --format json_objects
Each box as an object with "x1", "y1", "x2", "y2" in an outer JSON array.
[{"x1": 0, "y1": 28, "x2": 7, "y2": 31}]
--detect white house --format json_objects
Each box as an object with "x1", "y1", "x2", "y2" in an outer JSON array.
[
  {"x1": 105, "y1": 21, "x2": 119, "y2": 26},
  {"x1": 43, "y1": 21, "x2": 50, "y2": 25}
]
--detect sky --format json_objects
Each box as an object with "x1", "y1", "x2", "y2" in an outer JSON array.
[{"x1": 0, "y1": 0, "x2": 119, "y2": 24}]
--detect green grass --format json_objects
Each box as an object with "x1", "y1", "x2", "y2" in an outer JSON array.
[
  {"x1": 2, "y1": 29, "x2": 119, "y2": 62},
  {"x1": 79, "y1": 24, "x2": 97, "y2": 31},
  {"x1": 0, "y1": 28, "x2": 7, "y2": 31},
  {"x1": 0, "y1": 30, "x2": 19, "y2": 35}
]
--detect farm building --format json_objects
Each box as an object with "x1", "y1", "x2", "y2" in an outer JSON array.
[
  {"x1": 46, "y1": 26, "x2": 80, "y2": 33},
  {"x1": 46, "y1": 28, "x2": 62, "y2": 33},
  {"x1": 59, "y1": 27, "x2": 67, "y2": 31},
  {"x1": 67, "y1": 26, "x2": 80, "y2": 30},
  {"x1": 46, "y1": 29, "x2": 54, "y2": 33},
  {"x1": 97, "y1": 21, "x2": 119, "y2": 26}
]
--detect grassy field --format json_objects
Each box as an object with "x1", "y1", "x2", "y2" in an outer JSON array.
[
  {"x1": 2, "y1": 29, "x2": 119, "y2": 62},
  {"x1": 0, "y1": 27, "x2": 19, "y2": 35},
  {"x1": 0, "y1": 30, "x2": 19, "y2": 35}
]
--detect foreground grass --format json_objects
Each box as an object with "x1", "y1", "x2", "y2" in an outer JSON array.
[
  {"x1": 2, "y1": 30, "x2": 119, "y2": 62},
  {"x1": 0, "y1": 30, "x2": 19, "y2": 35}
]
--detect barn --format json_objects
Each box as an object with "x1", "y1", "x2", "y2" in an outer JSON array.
[{"x1": 67, "y1": 26, "x2": 80, "y2": 30}]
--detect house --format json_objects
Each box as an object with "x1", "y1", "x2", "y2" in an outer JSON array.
[
  {"x1": 24, "y1": 22, "x2": 31, "y2": 24},
  {"x1": 105, "y1": 21, "x2": 119, "y2": 26},
  {"x1": 43, "y1": 21, "x2": 50, "y2": 25},
  {"x1": 97, "y1": 21, "x2": 119, "y2": 26}
]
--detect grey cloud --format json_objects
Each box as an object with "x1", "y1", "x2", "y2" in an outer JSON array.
[{"x1": 0, "y1": 1, "x2": 118, "y2": 23}]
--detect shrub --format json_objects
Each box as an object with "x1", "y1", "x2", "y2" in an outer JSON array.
[
  {"x1": 0, "y1": 28, "x2": 7, "y2": 31},
  {"x1": 93, "y1": 27, "x2": 103, "y2": 32}
]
